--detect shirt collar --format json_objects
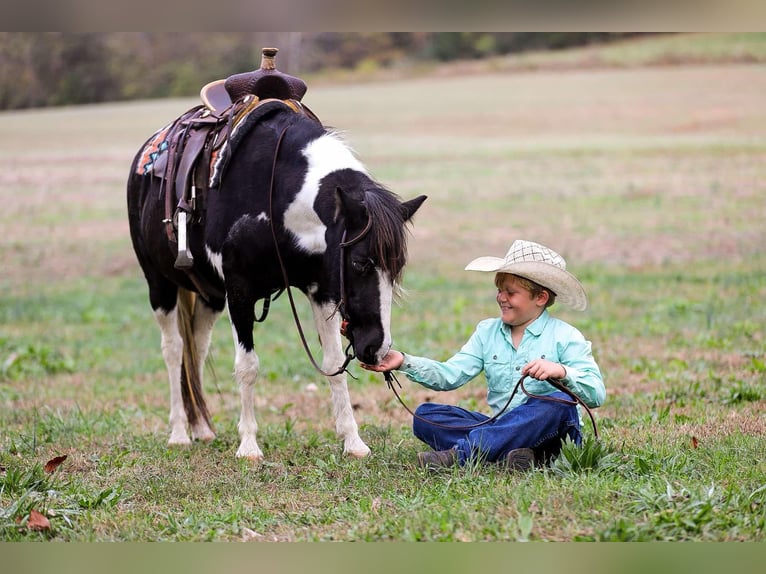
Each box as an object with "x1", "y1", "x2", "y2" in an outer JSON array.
[
  {"x1": 499, "y1": 309, "x2": 550, "y2": 339},
  {"x1": 526, "y1": 309, "x2": 550, "y2": 337}
]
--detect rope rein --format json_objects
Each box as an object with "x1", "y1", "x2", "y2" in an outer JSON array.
[
  {"x1": 267, "y1": 124, "x2": 372, "y2": 378},
  {"x1": 383, "y1": 370, "x2": 599, "y2": 438}
]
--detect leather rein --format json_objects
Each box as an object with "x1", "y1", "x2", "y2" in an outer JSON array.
[
  {"x1": 383, "y1": 369, "x2": 599, "y2": 438},
  {"x1": 267, "y1": 123, "x2": 371, "y2": 378}
]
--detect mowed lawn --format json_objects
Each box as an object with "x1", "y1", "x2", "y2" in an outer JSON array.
[{"x1": 1, "y1": 50, "x2": 765, "y2": 542}]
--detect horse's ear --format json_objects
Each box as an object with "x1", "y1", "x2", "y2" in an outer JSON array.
[{"x1": 401, "y1": 195, "x2": 427, "y2": 222}]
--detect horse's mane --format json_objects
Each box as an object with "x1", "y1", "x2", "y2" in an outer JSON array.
[{"x1": 363, "y1": 186, "x2": 410, "y2": 285}]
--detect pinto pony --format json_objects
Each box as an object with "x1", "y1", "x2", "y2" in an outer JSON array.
[{"x1": 127, "y1": 98, "x2": 426, "y2": 461}]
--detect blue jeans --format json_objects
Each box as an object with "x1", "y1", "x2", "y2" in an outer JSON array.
[{"x1": 413, "y1": 391, "x2": 581, "y2": 466}]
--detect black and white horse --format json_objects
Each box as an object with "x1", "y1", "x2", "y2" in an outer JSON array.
[{"x1": 127, "y1": 99, "x2": 426, "y2": 461}]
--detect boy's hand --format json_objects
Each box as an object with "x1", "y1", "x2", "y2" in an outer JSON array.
[
  {"x1": 360, "y1": 350, "x2": 404, "y2": 372},
  {"x1": 522, "y1": 358, "x2": 567, "y2": 381}
]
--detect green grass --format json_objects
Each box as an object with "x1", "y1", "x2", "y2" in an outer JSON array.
[
  {"x1": 494, "y1": 33, "x2": 766, "y2": 71},
  {"x1": 1, "y1": 34, "x2": 765, "y2": 542}
]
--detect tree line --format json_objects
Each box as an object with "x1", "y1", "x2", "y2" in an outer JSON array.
[{"x1": 0, "y1": 32, "x2": 639, "y2": 110}]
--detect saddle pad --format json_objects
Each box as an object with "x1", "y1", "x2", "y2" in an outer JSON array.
[
  {"x1": 136, "y1": 121, "x2": 174, "y2": 175},
  {"x1": 209, "y1": 99, "x2": 299, "y2": 189},
  {"x1": 135, "y1": 106, "x2": 204, "y2": 177}
]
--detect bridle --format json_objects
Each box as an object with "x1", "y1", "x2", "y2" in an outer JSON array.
[
  {"x1": 267, "y1": 123, "x2": 373, "y2": 378},
  {"x1": 336, "y1": 218, "x2": 373, "y2": 329},
  {"x1": 384, "y1": 368, "x2": 599, "y2": 438}
]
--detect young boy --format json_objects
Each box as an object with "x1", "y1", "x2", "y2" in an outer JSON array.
[{"x1": 361, "y1": 239, "x2": 605, "y2": 471}]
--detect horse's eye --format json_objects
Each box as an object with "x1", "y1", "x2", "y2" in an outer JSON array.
[{"x1": 351, "y1": 258, "x2": 374, "y2": 274}]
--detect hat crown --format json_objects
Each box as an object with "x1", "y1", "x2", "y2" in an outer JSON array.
[{"x1": 505, "y1": 240, "x2": 566, "y2": 270}]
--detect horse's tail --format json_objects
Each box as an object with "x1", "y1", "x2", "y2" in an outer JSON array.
[{"x1": 176, "y1": 287, "x2": 214, "y2": 432}]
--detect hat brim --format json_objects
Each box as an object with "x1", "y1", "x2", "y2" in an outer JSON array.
[{"x1": 465, "y1": 257, "x2": 588, "y2": 311}]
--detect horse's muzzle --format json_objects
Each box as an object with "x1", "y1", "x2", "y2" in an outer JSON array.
[{"x1": 346, "y1": 329, "x2": 383, "y2": 366}]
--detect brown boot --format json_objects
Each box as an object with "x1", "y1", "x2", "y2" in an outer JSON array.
[
  {"x1": 504, "y1": 448, "x2": 536, "y2": 472},
  {"x1": 417, "y1": 449, "x2": 457, "y2": 470}
]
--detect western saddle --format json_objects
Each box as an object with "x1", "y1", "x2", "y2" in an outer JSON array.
[{"x1": 151, "y1": 47, "x2": 318, "y2": 299}]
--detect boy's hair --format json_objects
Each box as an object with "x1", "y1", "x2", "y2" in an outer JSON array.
[{"x1": 495, "y1": 273, "x2": 557, "y2": 309}]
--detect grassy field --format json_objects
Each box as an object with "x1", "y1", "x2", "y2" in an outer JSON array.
[{"x1": 1, "y1": 34, "x2": 765, "y2": 542}]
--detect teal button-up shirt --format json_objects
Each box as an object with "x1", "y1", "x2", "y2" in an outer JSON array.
[{"x1": 398, "y1": 310, "x2": 605, "y2": 416}]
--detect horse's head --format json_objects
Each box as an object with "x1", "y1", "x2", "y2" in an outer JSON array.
[{"x1": 333, "y1": 180, "x2": 426, "y2": 365}]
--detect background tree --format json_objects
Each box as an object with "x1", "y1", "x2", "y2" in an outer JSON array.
[{"x1": 0, "y1": 32, "x2": 642, "y2": 110}]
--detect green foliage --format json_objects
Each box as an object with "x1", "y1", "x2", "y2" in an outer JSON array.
[
  {"x1": 549, "y1": 435, "x2": 619, "y2": 476},
  {"x1": 606, "y1": 480, "x2": 765, "y2": 541},
  {"x1": 0, "y1": 338, "x2": 75, "y2": 381},
  {"x1": 0, "y1": 459, "x2": 124, "y2": 540},
  {"x1": 722, "y1": 381, "x2": 762, "y2": 405}
]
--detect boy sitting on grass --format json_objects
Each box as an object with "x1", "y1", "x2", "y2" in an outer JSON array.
[{"x1": 362, "y1": 239, "x2": 605, "y2": 471}]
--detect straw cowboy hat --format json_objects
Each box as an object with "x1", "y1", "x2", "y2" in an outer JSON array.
[{"x1": 465, "y1": 239, "x2": 588, "y2": 311}]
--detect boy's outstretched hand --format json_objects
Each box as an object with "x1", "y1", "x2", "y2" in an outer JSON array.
[{"x1": 360, "y1": 350, "x2": 405, "y2": 372}]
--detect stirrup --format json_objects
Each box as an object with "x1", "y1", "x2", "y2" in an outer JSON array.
[{"x1": 174, "y1": 211, "x2": 194, "y2": 269}]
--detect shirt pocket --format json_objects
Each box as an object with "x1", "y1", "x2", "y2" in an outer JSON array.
[{"x1": 485, "y1": 354, "x2": 515, "y2": 393}]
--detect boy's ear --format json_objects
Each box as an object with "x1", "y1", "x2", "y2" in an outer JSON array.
[{"x1": 537, "y1": 289, "x2": 551, "y2": 306}]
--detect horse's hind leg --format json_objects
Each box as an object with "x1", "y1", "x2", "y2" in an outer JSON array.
[
  {"x1": 188, "y1": 297, "x2": 223, "y2": 441},
  {"x1": 153, "y1": 292, "x2": 191, "y2": 446},
  {"x1": 152, "y1": 283, "x2": 220, "y2": 445},
  {"x1": 310, "y1": 300, "x2": 371, "y2": 458}
]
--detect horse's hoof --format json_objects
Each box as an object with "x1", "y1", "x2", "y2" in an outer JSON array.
[
  {"x1": 344, "y1": 442, "x2": 371, "y2": 458},
  {"x1": 191, "y1": 425, "x2": 216, "y2": 442},
  {"x1": 168, "y1": 433, "x2": 192, "y2": 446},
  {"x1": 236, "y1": 452, "x2": 264, "y2": 464},
  {"x1": 236, "y1": 439, "x2": 264, "y2": 462}
]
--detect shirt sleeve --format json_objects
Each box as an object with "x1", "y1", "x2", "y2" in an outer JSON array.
[
  {"x1": 397, "y1": 327, "x2": 486, "y2": 391},
  {"x1": 557, "y1": 329, "x2": 605, "y2": 408}
]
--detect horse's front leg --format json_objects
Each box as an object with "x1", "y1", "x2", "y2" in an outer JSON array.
[
  {"x1": 310, "y1": 299, "x2": 371, "y2": 458},
  {"x1": 227, "y1": 295, "x2": 264, "y2": 462}
]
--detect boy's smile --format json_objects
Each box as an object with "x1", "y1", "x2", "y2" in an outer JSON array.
[{"x1": 496, "y1": 275, "x2": 546, "y2": 330}]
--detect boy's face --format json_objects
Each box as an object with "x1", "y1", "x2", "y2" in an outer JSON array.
[{"x1": 495, "y1": 275, "x2": 547, "y2": 328}]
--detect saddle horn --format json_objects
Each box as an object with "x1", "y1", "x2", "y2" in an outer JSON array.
[{"x1": 224, "y1": 47, "x2": 308, "y2": 103}]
